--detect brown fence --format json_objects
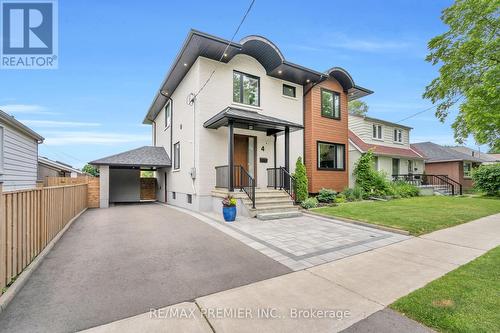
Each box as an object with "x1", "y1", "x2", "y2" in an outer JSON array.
[{"x1": 0, "y1": 183, "x2": 88, "y2": 291}]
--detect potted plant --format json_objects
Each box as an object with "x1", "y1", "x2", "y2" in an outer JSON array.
[{"x1": 222, "y1": 195, "x2": 237, "y2": 222}]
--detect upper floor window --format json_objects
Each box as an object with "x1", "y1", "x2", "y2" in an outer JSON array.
[
  {"x1": 173, "y1": 142, "x2": 180, "y2": 170},
  {"x1": 463, "y1": 161, "x2": 472, "y2": 178},
  {"x1": 317, "y1": 141, "x2": 345, "y2": 170},
  {"x1": 372, "y1": 124, "x2": 382, "y2": 139},
  {"x1": 321, "y1": 89, "x2": 340, "y2": 119},
  {"x1": 233, "y1": 71, "x2": 260, "y2": 106},
  {"x1": 165, "y1": 101, "x2": 171, "y2": 129},
  {"x1": 393, "y1": 129, "x2": 402, "y2": 143},
  {"x1": 282, "y1": 84, "x2": 296, "y2": 98}
]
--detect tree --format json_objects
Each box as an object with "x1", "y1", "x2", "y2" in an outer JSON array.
[
  {"x1": 423, "y1": 0, "x2": 500, "y2": 151},
  {"x1": 293, "y1": 157, "x2": 308, "y2": 203},
  {"x1": 82, "y1": 164, "x2": 99, "y2": 177},
  {"x1": 348, "y1": 100, "x2": 369, "y2": 116}
]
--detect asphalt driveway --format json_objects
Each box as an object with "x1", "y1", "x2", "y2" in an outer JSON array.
[{"x1": 0, "y1": 203, "x2": 291, "y2": 333}]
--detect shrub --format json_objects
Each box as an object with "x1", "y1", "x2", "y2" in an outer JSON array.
[
  {"x1": 343, "y1": 186, "x2": 364, "y2": 201},
  {"x1": 353, "y1": 150, "x2": 392, "y2": 197},
  {"x1": 472, "y1": 164, "x2": 500, "y2": 196},
  {"x1": 334, "y1": 193, "x2": 347, "y2": 203},
  {"x1": 294, "y1": 157, "x2": 308, "y2": 203},
  {"x1": 317, "y1": 188, "x2": 336, "y2": 203},
  {"x1": 390, "y1": 181, "x2": 419, "y2": 198},
  {"x1": 301, "y1": 197, "x2": 318, "y2": 209}
]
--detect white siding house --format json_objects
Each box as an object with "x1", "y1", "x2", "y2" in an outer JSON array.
[
  {"x1": 0, "y1": 110, "x2": 44, "y2": 191},
  {"x1": 348, "y1": 114, "x2": 425, "y2": 187}
]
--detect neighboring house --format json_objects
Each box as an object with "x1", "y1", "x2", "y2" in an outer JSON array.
[
  {"x1": 348, "y1": 114, "x2": 425, "y2": 187},
  {"x1": 449, "y1": 146, "x2": 500, "y2": 165},
  {"x1": 411, "y1": 142, "x2": 483, "y2": 189},
  {"x1": 38, "y1": 156, "x2": 86, "y2": 181},
  {"x1": 0, "y1": 110, "x2": 44, "y2": 191}
]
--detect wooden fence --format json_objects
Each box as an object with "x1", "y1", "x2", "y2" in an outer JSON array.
[
  {"x1": 45, "y1": 176, "x2": 92, "y2": 187},
  {"x1": 0, "y1": 183, "x2": 88, "y2": 291}
]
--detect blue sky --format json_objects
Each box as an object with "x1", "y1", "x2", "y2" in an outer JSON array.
[{"x1": 1, "y1": 0, "x2": 484, "y2": 168}]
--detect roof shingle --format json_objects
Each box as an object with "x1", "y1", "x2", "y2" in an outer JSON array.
[{"x1": 89, "y1": 146, "x2": 171, "y2": 167}]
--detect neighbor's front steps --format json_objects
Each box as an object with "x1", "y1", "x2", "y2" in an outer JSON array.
[{"x1": 81, "y1": 213, "x2": 500, "y2": 333}]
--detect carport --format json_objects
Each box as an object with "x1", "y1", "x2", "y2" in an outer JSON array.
[{"x1": 90, "y1": 146, "x2": 171, "y2": 208}]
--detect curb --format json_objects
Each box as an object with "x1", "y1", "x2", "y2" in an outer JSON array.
[
  {"x1": 304, "y1": 211, "x2": 411, "y2": 236},
  {"x1": 0, "y1": 208, "x2": 88, "y2": 314}
]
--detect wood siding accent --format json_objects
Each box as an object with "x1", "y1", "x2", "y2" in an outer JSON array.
[
  {"x1": 0, "y1": 184, "x2": 88, "y2": 291},
  {"x1": 140, "y1": 178, "x2": 156, "y2": 200},
  {"x1": 304, "y1": 79, "x2": 349, "y2": 193}
]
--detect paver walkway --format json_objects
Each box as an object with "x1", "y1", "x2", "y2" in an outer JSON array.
[
  {"x1": 194, "y1": 209, "x2": 409, "y2": 270},
  {"x1": 83, "y1": 212, "x2": 500, "y2": 333}
]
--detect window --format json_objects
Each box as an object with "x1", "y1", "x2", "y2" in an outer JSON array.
[
  {"x1": 233, "y1": 71, "x2": 260, "y2": 106},
  {"x1": 187, "y1": 194, "x2": 192, "y2": 204},
  {"x1": 372, "y1": 124, "x2": 382, "y2": 139},
  {"x1": 392, "y1": 158, "x2": 400, "y2": 176},
  {"x1": 0, "y1": 126, "x2": 3, "y2": 173},
  {"x1": 321, "y1": 89, "x2": 340, "y2": 119},
  {"x1": 463, "y1": 162, "x2": 472, "y2": 178},
  {"x1": 164, "y1": 101, "x2": 171, "y2": 128},
  {"x1": 173, "y1": 142, "x2": 180, "y2": 170},
  {"x1": 408, "y1": 160, "x2": 413, "y2": 174},
  {"x1": 282, "y1": 84, "x2": 296, "y2": 98},
  {"x1": 394, "y1": 129, "x2": 402, "y2": 143},
  {"x1": 317, "y1": 142, "x2": 345, "y2": 170},
  {"x1": 172, "y1": 192, "x2": 176, "y2": 199},
  {"x1": 373, "y1": 156, "x2": 379, "y2": 171}
]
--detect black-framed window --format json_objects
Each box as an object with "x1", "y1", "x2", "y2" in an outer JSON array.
[
  {"x1": 165, "y1": 101, "x2": 171, "y2": 128},
  {"x1": 173, "y1": 142, "x2": 180, "y2": 170},
  {"x1": 321, "y1": 89, "x2": 340, "y2": 119},
  {"x1": 317, "y1": 142, "x2": 345, "y2": 170},
  {"x1": 233, "y1": 71, "x2": 260, "y2": 106},
  {"x1": 282, "y1": 84, "x2": 296, "y2": 98},
  {"x1": 394, "y1": 129, "x2": 402, "y2": 142},
  {"x1": 187, "y1": 194, "x2": 192, "y2": 204},
  {"x1": 373, "y1": 124, "x2": 382, "y2": 139}
]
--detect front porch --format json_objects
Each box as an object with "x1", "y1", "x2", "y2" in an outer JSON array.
[{"x1": 204, "y1": 107, "x2": 303, "y2": 215}]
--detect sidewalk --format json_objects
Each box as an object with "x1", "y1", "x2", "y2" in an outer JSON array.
[{"x1": 81, "y1": 213, "x2": 500, "y2": 333}]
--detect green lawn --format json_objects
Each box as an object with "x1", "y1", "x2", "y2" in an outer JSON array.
[
  {"x1": 312, "y1": 196, "x2": 500, "y2": 235},
  {"x1": 390, "y1": 246, "x2": 500, "y2": 333}
]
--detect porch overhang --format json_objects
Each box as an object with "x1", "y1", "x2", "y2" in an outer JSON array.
[{"x1": 203, "y1": 107, "x2": 303, "y2": 135}]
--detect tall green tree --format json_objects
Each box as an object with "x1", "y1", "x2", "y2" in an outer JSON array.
[
  {"x1": 348, "y1": 100, "x2": 369, "y2": 116},
  {"x1": 424, "y1": 0, "x2": 500, "y2": 151}
]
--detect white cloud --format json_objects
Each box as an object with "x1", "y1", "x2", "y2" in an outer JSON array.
[
  {"x1": 43, "y1": 131, "x2": 151, "y2": 145},
  {"x1": 18, "y1": 120, "x2": 101, "y2": 127},
  {"x1": 0, "y1": 104, "x2": 60, "y2": 115}
]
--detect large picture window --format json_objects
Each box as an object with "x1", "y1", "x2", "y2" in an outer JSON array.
[
  {"x1": 233, "y1": 71, "x2": 260, "y2": 106},
  {"x1": 317, "y1": 142, "x2": 345, "y2": 170},
  {"x1": 173, "y1": 142, "x2": 180, "y2": 170},
  {"x1": 321, "y1": 89, "x2": 340, "y2": 119}
]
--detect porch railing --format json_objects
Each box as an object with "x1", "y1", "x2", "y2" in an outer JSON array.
[
  {"x1": 214, "y1": 165, "x2": 255, "y2": 208},
  {"x1": 267, "y1": 167, "x2": 296, "y2": 202},
  {"x1": 392, "y1": 174, "x2": 462, "y2": 195}
]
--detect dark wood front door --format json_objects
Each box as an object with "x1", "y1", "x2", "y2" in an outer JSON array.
[{"x1": 234, "y1": 135, "x2": 249, "y2": 187}]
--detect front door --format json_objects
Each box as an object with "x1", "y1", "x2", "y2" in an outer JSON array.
[{"x1": 233, "y1": 134, "x2": 256, "y2": 187}]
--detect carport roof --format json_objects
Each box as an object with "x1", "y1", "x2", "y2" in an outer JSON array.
[{"x1": 89, "y1": 146, "x2": 171, "y2": 168}]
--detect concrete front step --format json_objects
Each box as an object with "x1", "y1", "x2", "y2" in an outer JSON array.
[
  {"x1": 249, "y1": 206, "x2": 299, "y2": 214},
  {"x1": 256, "y1": 211, "x2": 303, "y2": 220}
]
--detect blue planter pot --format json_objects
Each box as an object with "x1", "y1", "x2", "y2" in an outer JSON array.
[{"x1": 222, "y1": 206, "x2": 237, "y2": 222}]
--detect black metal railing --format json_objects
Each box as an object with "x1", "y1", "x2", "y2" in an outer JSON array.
[
  {"x1": 214, "y1": 165, "x2": 255, "y2": 208},
  {"x1": 267, "y1": 167, "x2": 296, "y2": 202},
  {"x1": 392, "y1": 174, "x2": 462, "y2": 195}
]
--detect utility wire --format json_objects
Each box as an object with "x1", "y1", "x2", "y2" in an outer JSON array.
[
  {"x1": 395, "y1": 104, "x2": 437, "y2": 124},
  {"x1": 41, "y1": 143, "x2": 86, "y2": 165},
  {"x1": 190, "y1": 0, "x2": 256, "y2": 102}
]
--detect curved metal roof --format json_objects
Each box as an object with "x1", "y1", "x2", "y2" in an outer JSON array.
[{"x1": 144, "y1": 29, "x2": 373, "y2": 124}]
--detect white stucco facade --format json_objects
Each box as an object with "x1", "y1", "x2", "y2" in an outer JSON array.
[{"x1": 152, "y1": 54, "x2": 304, "y2": 211}]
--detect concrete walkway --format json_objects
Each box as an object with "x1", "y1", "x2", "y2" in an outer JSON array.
[{"x1": 82, "y1": 213, "x2": 500, "y2": 333}]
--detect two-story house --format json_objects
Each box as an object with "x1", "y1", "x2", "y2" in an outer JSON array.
[{"x1": 348, "y1": 114, "x2": 424, "y2": 187}]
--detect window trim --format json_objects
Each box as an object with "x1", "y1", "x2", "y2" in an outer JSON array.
[
  {"x1": 187, "y1": 193, "x2": 192, "y2": 204},
  {"x1": 282, "y1": 84, "x2": 296, "y2": 98},
  {"x1": 393, "y1": 128, "x2": 403, "y2": 143},
  {"x1": 316, "y1": 141, "x2": 346, "y2": 171},
  {"x1": 463, "y1": 161, "x2": 473, "y2": 178},
  {"x1": 320, "y1": 88, "x2": 341, "y2": 120},
  {"x1": 233, "y1": 70, "x2": 260, "y2": 107},
  {"x1": 173, "y1": 141, "x2": 180, "y2": 170},
  {"x1": 372, "y1": 124, "x2": 383, "y2": 140},
  {"x1": 164, "y1": 100, "x2": 171, "y2": 129}
]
